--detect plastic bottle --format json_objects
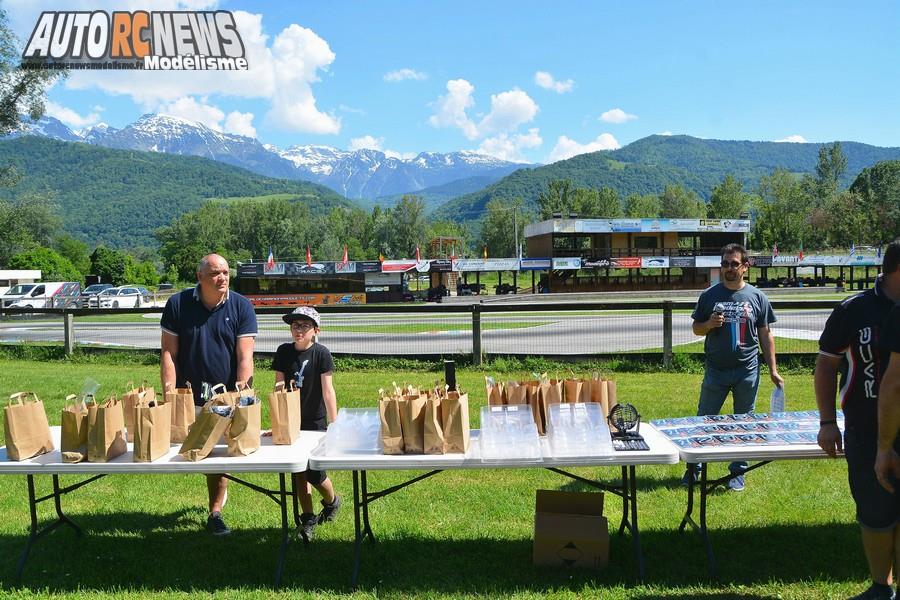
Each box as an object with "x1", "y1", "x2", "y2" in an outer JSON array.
[{"x1": 769, "y1": 385, "x2": 785, "y2": 413}]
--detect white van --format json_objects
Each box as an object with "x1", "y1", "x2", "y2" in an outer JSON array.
[
  {"x1": 1, "y1": 283, "x2": 39, "y2": 308},
  {"x1": 8, "y1": 282, "x2": 82, "y2": 309}
]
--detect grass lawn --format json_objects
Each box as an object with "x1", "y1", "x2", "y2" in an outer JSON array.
[{"x1": 0, "y1": 358, "x2": 868, "y2": 599}]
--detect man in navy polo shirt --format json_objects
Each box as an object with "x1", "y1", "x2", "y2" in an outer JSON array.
[{"x1": 160, "y1": 253, "x2": 257, "y2": 536}]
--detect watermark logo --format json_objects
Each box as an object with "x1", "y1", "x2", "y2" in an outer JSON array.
[{"x1": 21, "y1": 11, "x2": 248, "y2": 71}]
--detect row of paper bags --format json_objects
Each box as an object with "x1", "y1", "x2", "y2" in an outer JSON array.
[
  {"x1": 379, "y1": 384, "x2": 470, "y2": 455},
  {"x1": 485, "y1": 375, "x2": 618, "y2": 435},
  {"x1": 5, "y1": 380, "x2": 305, "y2": 463}
]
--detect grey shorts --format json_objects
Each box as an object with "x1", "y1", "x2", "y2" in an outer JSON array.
[{"x1": 845, "y1": 428, "x2": 900, "y2": 531}]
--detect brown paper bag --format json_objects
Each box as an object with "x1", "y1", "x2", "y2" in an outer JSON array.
[
  {"x1": 563, "y1": 378, "x2": 582, "y2": 404},
  {"x1": 4, "y1": 392, "x2": 54, "y2": 461},
  {"x1": 423, "y1": 394, "x2": 445, "y2": 455},
  {"x1": 486, "y1": 377, "x2": 505, "y2": 406},
  {"x1": 606, "y1": 379, "x2": 620, "y2": 432},
  {"x1": 226, "y1": 394, "x2": 261, "y2": 457},
  {"x1": 441, "y1": 390, "x2": 470, "y2": 453},
  {"x1": 132, "y1": 396, "x2": 172, "y2": 462},
  {"x1": 379, "y1": 391, "x2": 405, "y2": 455},
  {"x1": 178, "y1": 396, "x2": 233, "y2": 461},
  {"x1": 61, "y1": 394, "x2": 89, "y2": 463},
  {"x1": 578, "y1": 378, "x2": 593, "y2": 404},
  {"x1": 166, "y1": 382, "x2": 196, "y2": 443},
  {"x1": 400, "y1": 393, "x2": 426, "y2": 454},
  {"x1": 269, "y1": 381, "x2": 301, "y2": 445},
  {"x1": 87, "y1": 395, "x2": 127, "y2": 463},
  {"x1": 122, "y1": 382, "x2": 155, "y2": 443},
  {"x1": 539, "y1": 379, "x2": 564, "y2": 430},
  {"x1": 522, "y1": 383, "x2": 545, "y2": 435},
  {"x1": 507, "y1": 382, "x2": 527, "y2": 405}
]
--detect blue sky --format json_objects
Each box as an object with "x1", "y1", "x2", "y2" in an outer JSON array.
[{"x1": 6, "y1": 0, "x2": 900, "y2": 163}]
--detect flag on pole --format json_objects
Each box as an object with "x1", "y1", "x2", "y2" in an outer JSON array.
[
  {"x1": 850, "y1": 242, "x2": 856, "y2": 256},
  {"x1": 798, "y1": 242, "x2": 804, "y2": 262},
  {"x1": 415, "y1": 246, "x2": 421, "y2": 262},
  {"x1": 339, "y1": 245, "x2": 349, "y2": 268},
  {"x1": 266, "y1": 246, "x2": 275, "y2": 270},
  {"x1": 306, "y1": 246, "x2": 312, "y2": 267},
  {"x1": 379, "y1": 252, "x2": 385, "y2": 262},
  {"x1": 483, "y1": 246, "x2": 488, "y2": 259},
  {"x1": 877, "y1": 246, "x2": 882, "y2": 259},
  {"x1": 772, "y1": 242, "x2": 778, "y2": 257}
]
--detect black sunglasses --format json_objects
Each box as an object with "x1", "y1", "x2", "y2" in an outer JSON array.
[{"x1": 720, "y1": 260, "x2": 745, "y2": 268}]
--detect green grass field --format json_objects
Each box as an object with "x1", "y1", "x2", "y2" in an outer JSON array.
[{"x1": 0, "y1": 357, "x2": 870, "y2": 599}]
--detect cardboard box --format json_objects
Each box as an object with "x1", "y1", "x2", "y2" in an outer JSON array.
[{"x1": 533, "y1": 489, "x2": 609, "y2": 569}]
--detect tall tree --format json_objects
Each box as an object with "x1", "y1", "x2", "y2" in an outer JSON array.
[
  {"x1": 537, "y1": 179, "x2": 574, "y2": 219},
  {"x1": 813, "y1": 141, "x2": 847, "y2": 199},
  {"x1": 658, "y1": 184, "x2": 706, "y2": 218},
  {"x1": 53, "y1": 234, "x2": 90, "y2": 276},
  {"x1": 849, "y1": 160, "x2": 900, "y2": 244},
  {"x1": 624, "y1": 193, "x2": 661, "y2": 218},
  {"x1": 708, "y1": 175, "x2": 753, "y2": 218},
  {"x1": 10, "y1": 247, "x2": 80, "y2": 281},
  {"x1": 752, "y1": 169, "x2": 811, "y2": 251},
  {"x1": 572, "y1": 187, "x2": 623, "y2": 218},
  {"x1": 481, "y1": 197, "x2": 526, "y2": 258}
]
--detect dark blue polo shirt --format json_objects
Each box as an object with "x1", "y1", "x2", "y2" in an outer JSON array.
[{"x1": 161, "y1": 287, "x2": 258, "y2": 405}]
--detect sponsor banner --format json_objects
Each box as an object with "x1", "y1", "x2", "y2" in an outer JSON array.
[
  {"x1": 641, "y1": 256, "x2": 670, "y2": 268},
  {"x1": 750, "y1": 256, "x2": 773, "y2": 267},
  {"x1": 848, "y1": 254, "x2": 882, "y2": 266},
  {"x1": 611, "y1": 256, "x2": 643, "y2": 269},
  {"x1": 365, "y1": 273, "x2": 401, "y2": 286},
  {"x1": 381, "y1": 260, "x2": 417, "y2": 272},
  {"x1": 415, "y1": 261, "x2": 431, "y2": 273},
  {"x1": 670, "y1": 256, "x2": 695, "y2": 268},
  {"x1": 582, "y1": 258, "x2": 612, "y2": 269},
  {"x1": 453, "y1": 258, "x2": 520, "y2": 272},
  {"x1": 429, "y1": 259, "x2": 453, "y2": 272},
  {"x1": 773, "y1": 255, "x2": 799, "y2": 266},
  {"x1": 698, "y1": 219, "x2": 751, "y2": 232},
  {"x1": 611, "y1": 219, "x2": 641, "y2": 232},
  {"x1": 552, "y1": 257, "x2": 583, "y2": 270},
  {"x1": 246, "y1": 293, "x2": 365, "y2": 307},
  {"x1": 335, "y1": 261, "x2": 357, "y2": 274},
  {"x1": 285, "y1": 262, "x2": 332, "y2": 275},
  {"x1": 640, "y1": 219, "x2": 670, "y2": 232},
  {"x1": 695, "y1": 256, "x2": 722, "y2": 268},
  {"x1": 669, "y1": 219, "x2": 700, "y2": 231},
  {"x1": 357, "y1": 260, "x2": 382, "y2": 273},
  {"x1": 237, "y1": 263, "x2": 263, "y2": 277},
  {"x1": 519, "y1": 258, "x2": 551, "y2": 270},
  {"x1": 581, "y1": 220, "x2": 613, "y2": 233},
  {"x1": 263, "y1": 262, "x2": 285, "y2": 275}
]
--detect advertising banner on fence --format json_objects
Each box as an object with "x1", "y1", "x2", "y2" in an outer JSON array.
[
  {"x1": 750, "y1": 256, "x2": 773, "y2": 267},
  {"x1": 335, "y1": 261, "x2": 357, "y2": 274},
  {"x1": 670, "y1": 256, "x2": 696, "y2": 268},
  {"x1": 381, "y1": 260, "x2": 417, "y2": 272},
  {"x1": 611, "y1": 257, "x2": 643, "y2": 269},
  {"x1": 246, "y1": 293, "x2": 365, "y2": 307},
  {"x1": 453, "y1": 258, "x2": 520, "y2": 272},
  {"x1": 357, "y1": 261, "x2": 383, "y2": 273},
  {"x1": 695, "y1": 256, "x2": 723, "y2": 268},
  {"x1": 365, "y1": 273, "x2": 401, "y2": 286},
  {"x1": 519, "y1": 258, "x2": 551, "y2": 270},
  {"x1": 641, "y1": 256, "x2": 670, "y2": 268},
  {"x1": 552, "y1": 257, "x2": 583, "y2": 270},
  {"x1": 582, "y1": 258, "x2": 612, "y2": 269},
  {"x1": 428, "y1": 259, "x2": 453, "y2": 272}
]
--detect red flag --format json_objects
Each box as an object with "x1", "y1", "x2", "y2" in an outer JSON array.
[
  {"x1": 306, "y1": 246, "x2": 312, "y2": 267},
  {"x1": 415, "y1": 246, "x2": 421, "y2": 262},
  {"x1": 379, "y1": 252, "x2": 385, "y2": 262},
  {"x1": 340, "y1": 245, "x2": 349, "y2": 267},
  {"x1": 772, "y1": 243, "x2": 778, "y2": 257},
  {"x1": 266, "y1": 246, "x2": 275, "y2": 270}
]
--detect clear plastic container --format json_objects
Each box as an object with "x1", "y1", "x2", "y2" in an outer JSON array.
[
  {"x1": 769, "y1": 386, "x2": 785, "y2": 413},
  {"x1": 479, "y1": 405, "x2": 542, "y2": 462},
  {"x1": 546, "y1": 402, "x2": 613, "y2": 458},
  {"x1": 325, "y1": 407, "x2": 382, "y2": 454}
]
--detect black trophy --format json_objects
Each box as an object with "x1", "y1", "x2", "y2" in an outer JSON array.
[{"x1": 608, "y1": 403, "x2": 650, "y2": 451}]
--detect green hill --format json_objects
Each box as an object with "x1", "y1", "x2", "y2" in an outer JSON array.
[
  {"x1": 0, "y1": 137, "x2": 354, "y2": 248},
  {"x1": 434, "y1": 135, "x2": 900, "y2": 223}
]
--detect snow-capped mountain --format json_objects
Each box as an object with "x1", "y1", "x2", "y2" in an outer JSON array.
[{"x1": 8, "y1": 114, "x2": 529, "y2": 200}]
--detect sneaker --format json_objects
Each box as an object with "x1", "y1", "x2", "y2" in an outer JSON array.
[
  {"x1": 727, "y1": 474, "x2": 745, "y2": 492},
  {"x1": 206, "y1": 511, "x2": 231, "y2": 536},
  {"x1": 298, "y1": 512, "x2": 317, "y2": 543},
  {"x1": 849, "y1": 582, "x2": 893, "y2": 599},
  {"x1": 318, "y1": 495, "x2": 342, "y2": 523}
]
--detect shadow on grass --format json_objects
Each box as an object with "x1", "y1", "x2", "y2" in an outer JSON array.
[{"x1": 0, "y1": 510, "x2": 867, "y2": 594}]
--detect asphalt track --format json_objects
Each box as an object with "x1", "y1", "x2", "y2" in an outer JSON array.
[{"x1": 0, "y1": 310, "x2": 831, "y2": 356}]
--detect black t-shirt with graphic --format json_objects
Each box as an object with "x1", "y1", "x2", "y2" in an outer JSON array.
[
  {"x1": 272, "y1": 342, "x2": 335, "y2": 430},
  {"x1": 819, "y1": 277, "x2": 897, "y2": 433}
]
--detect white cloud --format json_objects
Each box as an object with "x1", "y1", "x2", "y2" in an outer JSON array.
[
  {"x1": 44, "y1": 101, "x2": 102, "y2": 128},
  {"x1": 774, "y1": 134, "x2": 807, "y2": 143},
  {"x1": 384, "y1": 68, "x2": 427, "y2": 82},
  {"x1": 20, "y1": 9, "x2": 341, "y2": 135},
  {"x1": 599, "y1": 108, "x2": 638, "y2": 124},
  {"x1": 429, "y1": 80, "x2": 539, "y2": 142},
  {"x1": 349, "y1": 135, "x2": 384, "y2": 151},
  {"x1": 429, "y1": 79, "x2": 479, "y2": 139},
  {"x1": 477, "y1": 128, "x2": 542, "y2": 163},
  {"x1": 548, "y1": 133, "x2": 620, "y2": 162},
  {"x1": 224, "y1": 111, "x2": 257, "y2": 137},
  {"x1": 384, "y1": 150, "x2": 417, "y2": 160},
  {"x1": 534, "y1": 71, "x2": 574, "y2": 94},
  {"x1": 159, "y1": 97, "x2": 225, "y2": 129},
  {"x1": 339, "y1": 104, "x2": 365, "y2": 115}
]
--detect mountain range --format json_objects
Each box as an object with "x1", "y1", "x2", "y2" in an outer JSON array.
[{"x1": 10, "y1": 114, "x2": 525, "y2": 201}]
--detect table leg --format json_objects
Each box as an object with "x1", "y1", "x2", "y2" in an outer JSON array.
[
  {"x1": 291, "y1": 473, "x2": 301, "y2": 527},
  {"x1": 678, "y1": 464, "x2": 696, "y2": 533},
  {"x1": 52, "y1": 475, "x2": 82, "y2": 536},
  {"x1": 360, "y1": 470, "x2": 375, "y2": 543},
  {"x1": 351, "y1": 470, "x2": 363, "y2": 588},
  {"x1": 617, "y1": 466, "x2": 629, "y2": 536},
  {"x1": 273, "y1": 473, "x2": 289, "y2": 588},
  {"x1": 628, "y1": 466, "x2": 645, "y2": 581}
]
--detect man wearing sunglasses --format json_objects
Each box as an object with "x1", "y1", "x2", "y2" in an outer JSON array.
[{"x1": 684, "y1": 243, "x2": 783, "y2": 491}]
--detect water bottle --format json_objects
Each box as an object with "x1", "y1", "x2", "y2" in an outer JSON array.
[{"x1": 769, "y1": 385, "x2": 785, "y2": 413}]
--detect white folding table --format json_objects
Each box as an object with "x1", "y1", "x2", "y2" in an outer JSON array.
[
  {"x1": 0, "y1": 427, "x2": 324, "y2": 587},
  {"x1": 309, "y1": 424, "x2": 679, "y2": 586},
  {"x1": 676, "y1": 436, "x2": 838, "y2": 577}
]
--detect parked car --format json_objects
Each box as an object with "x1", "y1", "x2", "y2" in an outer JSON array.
[
  {"x1": 97, "y1": 286, "x2": 152, "y2": 309},
  {"x1": 80, "y1": 283, "x2": 114, "y2": 308},
  {"x1": 1, "y1": 283, "x2": 38, "y2": 308},
  {"x1": 8, "y1": 282, "x2": 81, "y2": 309}
]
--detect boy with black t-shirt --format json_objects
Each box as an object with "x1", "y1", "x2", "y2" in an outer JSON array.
[{"x1": 271, "y1": 306, "x2": 341, "y2": 542}]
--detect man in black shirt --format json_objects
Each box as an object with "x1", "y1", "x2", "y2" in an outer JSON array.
[{"x1": 818, "y1": 240, "x2": 900, "y2": 600}]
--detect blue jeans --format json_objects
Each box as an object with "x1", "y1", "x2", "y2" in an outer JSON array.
[{"x1": 697, "y1": 364, "x2": 761, "y2": 474}]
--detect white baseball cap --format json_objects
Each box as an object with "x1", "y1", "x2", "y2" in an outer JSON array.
[{"x1": 282, "y1": 306, "x2": 321, "y2": 327}]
